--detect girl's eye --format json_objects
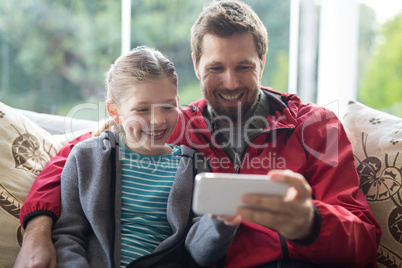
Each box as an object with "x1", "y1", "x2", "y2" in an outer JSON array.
[
  {"x1": 135, "y1": 108, "x2": 149, "y2": 112},
  {"x1": 163, "y1": 105, "x2": 175, "y2": 110}
]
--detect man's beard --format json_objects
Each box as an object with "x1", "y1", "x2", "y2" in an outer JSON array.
[
  {"x1": 212, "y1": 100, "x2": 257, "y2": 125},
  {"x1": 207, "y1": 87, "x2": 260, "y2": 125}
]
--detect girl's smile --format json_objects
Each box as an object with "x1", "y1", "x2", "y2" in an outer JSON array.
[{"x1": 111, "y1": 76, "x2": 179, "y2": 156}]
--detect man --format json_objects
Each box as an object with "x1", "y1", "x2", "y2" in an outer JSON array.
[{"x1": 15, "y1": 1, "x2": 381, "y2": 267}]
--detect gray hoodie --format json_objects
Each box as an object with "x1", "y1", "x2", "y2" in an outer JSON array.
[{"x1": 52, "y1": 131, "x2": 238, "y2": 268}]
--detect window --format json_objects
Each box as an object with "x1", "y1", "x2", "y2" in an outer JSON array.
[
  {"x1": 0, "y1": 0, "x2": 291, "y2": 121},
  {"x1": 293, "y1": 0, "x2": 402, "y2": 117},
  {"x1": 2, "y1": 1, "x2": 398, "y2": 119},
  {"x1": 0, "y1": 1, "x2": 121, "y2": 120}
]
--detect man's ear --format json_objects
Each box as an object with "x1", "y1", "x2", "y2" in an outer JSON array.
[
  {"x1": 106, "y1": 100, "x2": 121, "y2": 124},
  {"x1": 260, "y1": 55, "x2": 266, "y2": 79},
  {"x1": 192, "y1": 53, "x2": 200, "y2": 80}
]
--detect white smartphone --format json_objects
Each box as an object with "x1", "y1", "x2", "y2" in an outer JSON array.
[{"x1": 192, "y1": 172, "x2": 288, "y2": 215}]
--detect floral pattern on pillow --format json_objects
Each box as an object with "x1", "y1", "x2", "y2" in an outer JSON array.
[
  {"x1": 342, "y1": 101, "x2": 402, "y2": 268},
  {"x1": 0, "y1": 102, "x2": 63, "y2": 267},
  {"x1": 0, "y1": 184, "x2": 23, "y2": 246},
  {"x1": 10, "y1": 123, "x2": 56, "y2": 174}
]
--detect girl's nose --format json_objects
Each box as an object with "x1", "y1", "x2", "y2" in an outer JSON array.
[{"x1": 150, "y1": 109, "x2": 166, "y2": 125}]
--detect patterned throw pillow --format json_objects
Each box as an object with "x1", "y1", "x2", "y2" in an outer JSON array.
[
  {"x1": 342, "y1": 100, "x2": 402, "y2": 268},
  {"x1": 0, "y1": 102, "x2": 63, "y2": 267}
]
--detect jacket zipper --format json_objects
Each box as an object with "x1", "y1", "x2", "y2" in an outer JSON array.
[
  {"x1": 126, "y1": 215, "x2": 192, "y2": 267},
  {"x1": 227, "y1": 127, "x2": 295, "y2": 174}
]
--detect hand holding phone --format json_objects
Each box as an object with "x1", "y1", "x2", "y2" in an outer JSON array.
[{"x1": 192, "y1": 172, "x2": 288, "y2": 215}]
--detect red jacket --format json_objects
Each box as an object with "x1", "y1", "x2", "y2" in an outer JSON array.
[
  {"x1": 21, "y1": 88, "x2": 381, "y2": 267},
  {"x1": 20, "y1": 132, "x2": 93, "y2": 227}
]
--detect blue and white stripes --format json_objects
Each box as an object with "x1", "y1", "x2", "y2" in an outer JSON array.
[{"x1": 118, "y1": 134, "x2": 181, "y2": 267}]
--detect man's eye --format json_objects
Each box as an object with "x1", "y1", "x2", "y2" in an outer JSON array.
[
  {"x1": 209, "y1": 66, "x2": 223, "y2": 71},
  {"x1": 238, "y1": 66, "x2": 251, "y2": 71},
  {"x1": 163, "y1": 106, "x2": 175, "y2": 110}
]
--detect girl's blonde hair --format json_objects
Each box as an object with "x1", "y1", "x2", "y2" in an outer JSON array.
[{"x1": 94, "y1": 46, "x2": 178, "y2": 136}]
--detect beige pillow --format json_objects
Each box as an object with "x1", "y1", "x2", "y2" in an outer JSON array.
[
  {"x1": 342, "y1": 100, "x2": 402, "y2": 268},
  {"x1": 0, "y1": 102, "x2": 63, "y2": 267}
]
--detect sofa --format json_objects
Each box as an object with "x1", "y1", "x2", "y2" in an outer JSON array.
[{"x1": 0, "y1": 100, "x2": 401, "y2": 267}]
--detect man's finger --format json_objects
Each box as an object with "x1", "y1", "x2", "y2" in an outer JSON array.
[{"x1": 268, "y1": 169, "x2": 312, "y2": 200}]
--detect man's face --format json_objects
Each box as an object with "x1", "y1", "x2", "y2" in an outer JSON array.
[{"x1": 194, "y1": 32, "x2": 265, "y2": 124}]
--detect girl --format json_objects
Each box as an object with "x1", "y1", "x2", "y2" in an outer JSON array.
[{"x1": 52, "y1": 46, "x2": 240, "y2": 267}]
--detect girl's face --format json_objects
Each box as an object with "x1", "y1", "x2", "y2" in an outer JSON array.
[{"x1": 116, "y1": 77, "x2": 179, "y2": 156}]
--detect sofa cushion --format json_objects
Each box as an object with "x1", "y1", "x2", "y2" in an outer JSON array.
[
  {"x1": 17, "y1": 108, "x2": 99, "y2": 136},
  {"x1": 0, "y1": 102, "x2": 63, "y2": 267},
  {"x1": 342, "y1": 100, "x2": 402, "y2": 268}
]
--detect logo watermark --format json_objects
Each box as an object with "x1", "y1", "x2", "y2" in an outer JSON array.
[{"x1": 66, "y1": 101, "x2": 340, "y2": 168}]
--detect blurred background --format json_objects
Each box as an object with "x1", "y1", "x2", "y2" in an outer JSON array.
[{"x1": 0, "y1": 0, "x2": 401, "y2": 121}]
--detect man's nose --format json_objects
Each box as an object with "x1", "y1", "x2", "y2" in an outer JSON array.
[{"x1": 222, "y1": 70, "x2": 239, "y2": 90}]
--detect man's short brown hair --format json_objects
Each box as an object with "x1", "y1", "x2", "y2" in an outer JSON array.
[{"x1": 191, "y1": 0, "x2": 268, "y2": 66}]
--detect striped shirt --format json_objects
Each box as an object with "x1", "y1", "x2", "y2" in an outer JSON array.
[{"x1": 119, "y1": 134, "x2": 181, "y2": 267}]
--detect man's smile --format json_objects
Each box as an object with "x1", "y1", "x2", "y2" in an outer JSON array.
[{"x1": 218, "y1": 92, "x2": 244, "y2": 102}]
